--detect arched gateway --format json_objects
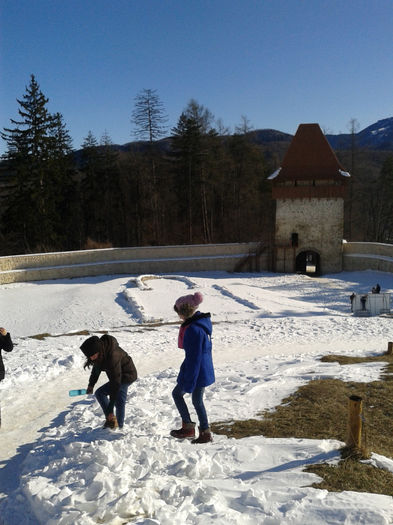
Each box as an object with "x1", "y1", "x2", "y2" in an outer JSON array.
[
  {"x1": 295, "y1": 250, "x2": 321, "y2": 276},
  {"x1": 269, "y1": 123, "x2": 350, "y2": 275}
]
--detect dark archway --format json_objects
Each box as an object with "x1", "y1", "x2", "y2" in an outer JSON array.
[{"x1": 295, "y1": 250, "x2": 321, "y2": 276}]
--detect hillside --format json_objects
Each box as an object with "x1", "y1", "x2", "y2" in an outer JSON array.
[
  {"x1": 109, "y1": 117, "x2": 393, "y2": 153},
  {"x1": 326, "y1": 117, "x2": 393, "y2": 150}
]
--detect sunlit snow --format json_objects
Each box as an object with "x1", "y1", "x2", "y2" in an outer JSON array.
[{"x1": 1, "y1": 270, "x2": 393, "y2": 524}]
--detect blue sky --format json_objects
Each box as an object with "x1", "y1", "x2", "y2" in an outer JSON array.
[{"x1": 1, "y1": 0, "x2": 392, "y2": 153}]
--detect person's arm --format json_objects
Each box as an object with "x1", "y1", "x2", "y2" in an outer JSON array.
[
  {"x1": 87, "y1": 364, "x2": 101, "y2": 391},
  {"x1": 0, "y1": 329, "x2": 13, "y2": 352}
]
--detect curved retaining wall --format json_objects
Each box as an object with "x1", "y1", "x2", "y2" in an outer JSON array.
[
  {"x1": 343, "y1": 242, "x2": 393, "y2": 273},
  {"x1": 1, "y1": 241, "x2": 391, "y2": 284},
  {"x1": 0, "y1": 242, "x2": 266, "y2": 284}
]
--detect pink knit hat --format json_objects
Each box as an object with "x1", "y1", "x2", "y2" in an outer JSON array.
[{"x1": 175, "y1": 291, "x2": 203, "y2": 311}]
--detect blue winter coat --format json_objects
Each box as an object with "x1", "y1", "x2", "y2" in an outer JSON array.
[{"x1": 177, "y1": 312, "x2": 215, "y2": 393}]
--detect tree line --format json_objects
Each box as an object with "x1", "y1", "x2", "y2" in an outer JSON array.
[
  {"x1": 0, "y1": 75, "x2": 274, "y2": 255},
  {"x1": 1, "y1": 75, "x2": 392, "y2": 256}
]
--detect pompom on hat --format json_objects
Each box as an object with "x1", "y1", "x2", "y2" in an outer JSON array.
[
  {"x1": 174, "y1": 291, "x2": 203, "y2": 312},
  {"x1": 80, "y1": 335, "x2": 102, "y2": 358}
]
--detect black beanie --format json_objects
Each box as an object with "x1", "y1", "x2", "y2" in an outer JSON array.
[{"x1": 80, "y1": 336, "x2": 102, "y2": 358}]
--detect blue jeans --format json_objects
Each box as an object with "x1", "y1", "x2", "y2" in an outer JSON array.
[
  {"x1": 172, "y1": 384, "x2": 209, "y2": 430},
  {"x1": 95, "y1": 382, "x2": 130, "y2": 428}
]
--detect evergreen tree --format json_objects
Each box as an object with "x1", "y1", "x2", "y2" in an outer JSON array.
[
  {"x1": 1, "y1": 75, "x2": 73, "y2": 252},
  {"x1": 80, "y1": 130, "x2": 121, "y2": 246},
  {"x1": 80, "y1": 131, "x2": 100, "y2": 245},
  {"x1": 226, "y1": 129, "x2": 271, "y2": 242},
  {"x1": 98, "y1": 131, "x2": 122, "y2": 243},
  {"x1": 171, "y1": 100, "x2": 217, "y2": 243},
  {"x1": 366, "y1": 156, "x2": 393, "y2": 242}
]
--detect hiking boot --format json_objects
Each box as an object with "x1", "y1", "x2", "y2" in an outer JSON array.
[
  {"x1": 192, "y1": 427, "x2": 213, "y2": 444},
  {"x1": 103, "y1": 416, "x2": 119, "y2": 430},
  {"x1": 170, "y1": 421, "x2": 196, "y2": 439}
]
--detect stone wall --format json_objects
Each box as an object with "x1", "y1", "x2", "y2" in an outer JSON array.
[
  {"x1": 1, "y1": 240, "x2": 391, "y2": 284},
  {"x1": 343, "y1": 242, "x2": 393, "y2": 273},
  {"x1": 0, "y1": 242, "x2": 266, "y2": 284},
  {"x1": 274, "y1": 198, "x2": 344, "y2": 273}
]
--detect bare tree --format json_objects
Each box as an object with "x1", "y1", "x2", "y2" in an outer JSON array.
[
  {"x1": 346, "y1": 118, "x2": 360, "y2": 239},
  {"x1": 131, "y1": 89, "x2": 168, "y2": 244},
  {"x1": 131, "y1": 88, "x2": 168, "y2": 143},
  {"x1": 235, "y1": 115, "x2": 254, "y2": 135}
]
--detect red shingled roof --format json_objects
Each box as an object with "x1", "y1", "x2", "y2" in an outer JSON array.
[{"x1": 270, "y1": 123, "x2": 349, "y2": 182}]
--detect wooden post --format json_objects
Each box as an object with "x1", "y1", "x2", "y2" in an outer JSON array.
[
  {"x1": 387, "y1": 342, "x2": 393, "y2": 355},
  {"x1": 347, "y1": 395, "x2": 363, "y2": 450}
]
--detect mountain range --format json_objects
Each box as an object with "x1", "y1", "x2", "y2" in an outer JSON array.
[
  {"x1": 244, "y1": 117, "x2": 393, "y2": 151},
  {"x1": 325, "y1": 117, "x2": 393, "y2": 150},
  {"x1": 118, "y1": 117, "x2": 393, "y2": 153}
]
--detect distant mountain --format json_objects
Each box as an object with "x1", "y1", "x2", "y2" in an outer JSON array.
[
  {"x1": 326, "y1": 117, "x2": 393, "y2": 150},
  {"x1": 115, "y1": 118, "x2": 393, "y2": 153},
  {"x1": 2, "y1": 118, "x2": 393, "y2": 171},
  {"x1": 246, "y1": 129, "x2": 292, "y2": 143}
]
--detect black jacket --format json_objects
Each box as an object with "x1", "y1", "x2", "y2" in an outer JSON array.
[
  {"x1": 0, "y1": 332, "x2": 13, "y2": 381},
  {"x1": 88, "y1": 334, "x2": 137, "y2": 412}
]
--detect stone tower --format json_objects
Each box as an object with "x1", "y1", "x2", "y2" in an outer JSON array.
[{"x1": 269, "y1": 123, "x2": 350, "y2": 275}]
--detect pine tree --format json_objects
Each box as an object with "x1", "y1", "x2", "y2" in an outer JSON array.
[
  {"x1": 367, "y1": 156, "x2": 393, "y2": 242},
  {"x1": 226, "y1": 128, "x2": 270, "y2": 242},
  {"x1": 80, "y1": 131, "x2": 100, "y2": 245},
  {"x1": 1, "y1": 75, "x2": 74, "y2": 252},
  {"x1": 171, "y1": 100, "x2": 217, "y2": 243},
  {"x1": 48, "y1": 113, "x2": 79, "y2": 249}
]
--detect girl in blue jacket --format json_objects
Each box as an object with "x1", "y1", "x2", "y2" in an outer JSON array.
[{"x1": 171, "y1": 292, "x2": 215, "y2": 443}]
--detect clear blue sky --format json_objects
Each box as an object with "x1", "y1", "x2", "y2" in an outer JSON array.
[{"x1": 1, "y1": 0, "x2": 392, "y2": 153}]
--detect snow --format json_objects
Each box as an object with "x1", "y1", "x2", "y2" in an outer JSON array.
[
  {"x1": 339, "y1": 169, "x2": 351, "y2": 177},
  {"x1": 1, "y1": 269, "x2": 393, "y2": 524},
  {"x1": 371, "y1": 127, "x2": 387, "y2": 135},
  {"x1": 267, "y1": 167, "x2": 281, "y2": 180}
]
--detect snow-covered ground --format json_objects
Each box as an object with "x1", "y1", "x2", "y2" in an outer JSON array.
[{"x1": 0, "y1": 270, "x2": 393, "y2": 524}]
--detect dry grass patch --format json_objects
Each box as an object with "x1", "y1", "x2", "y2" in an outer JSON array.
[
  {"x1": 30, "y1": 329, "x2": 92, "y2": 340},
  {"x1": 211, "y1": 351, "x2": 393, "y2": 495},
  {"x1": 306, "y1": 460, "x2": 393, "y2": 496}
]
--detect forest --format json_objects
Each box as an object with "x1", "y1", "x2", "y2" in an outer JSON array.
[{"x1": 0, "y1": 75, "x2": 392, "y2": 256}]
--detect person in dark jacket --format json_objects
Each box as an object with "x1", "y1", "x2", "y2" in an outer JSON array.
[
  {"x1": 170, "y1": 292, "x2": 215, "y2": 444},
  {"x1": 80, "y1": 334, "x2": 137, "y2": 429},
  {"x1": 372, "y1": 283, "x2": 381, "y2": 293},
  {"x1": 0, "y1": 327, "x2": 13, "y2": 382},
  {"x1": 0, "y1": 327, "x2": 13, "y2": 428}
]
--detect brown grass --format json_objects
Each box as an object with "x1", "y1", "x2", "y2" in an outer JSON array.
[
  {"x1": 30, "y1": 329, "x2": 92, "y2": 340},
  {"x1": 211, "y1": 351, "x2": 393, "y2": 495}
]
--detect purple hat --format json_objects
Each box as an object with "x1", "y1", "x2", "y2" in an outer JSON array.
[{"x1": 175, "y1": 291, "x2": 203, "y2": 311}]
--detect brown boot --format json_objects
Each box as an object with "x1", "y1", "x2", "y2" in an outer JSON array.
[
  {"x1": 192, "y1": 427, "x2": 213, "y2": 444},
  {"x1": 103, "y1": 416, "x2": 119, "y2": 430},
  {"x1": 170, "y1": 421, "x2": 196, "y2": 439}
]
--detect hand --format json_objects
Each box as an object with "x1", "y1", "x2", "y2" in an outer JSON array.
[
  {"x1": 87, "y1": 385, "x2": 93, "y2": 394},
  {"x1": 0, "y1": 328, "x2": 7, "y2": 336}
]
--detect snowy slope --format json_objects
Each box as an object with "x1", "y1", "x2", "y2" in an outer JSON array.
[{"x1": 0, "y1": 270, "x2": 393, "y2": 524}]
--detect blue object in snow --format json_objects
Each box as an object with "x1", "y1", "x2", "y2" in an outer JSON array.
[{"x1": 69, "y1": 389, "x2": 87, "y2": 397}]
